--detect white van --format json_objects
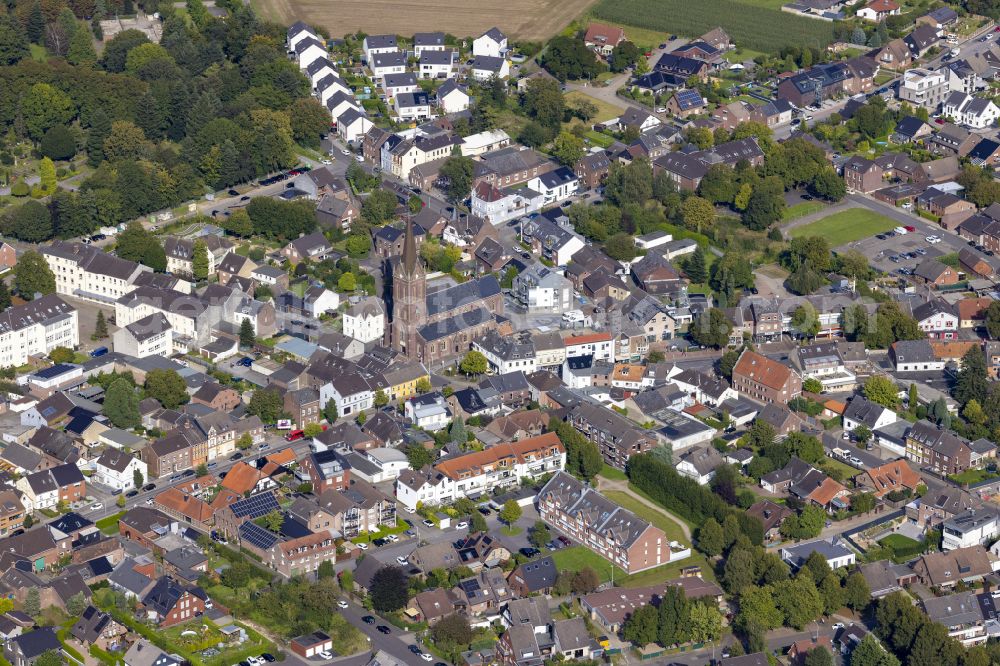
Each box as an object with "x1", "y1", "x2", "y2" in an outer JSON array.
[{"x1": 894, "y1": 226, "x2": 908, "y2": 235}]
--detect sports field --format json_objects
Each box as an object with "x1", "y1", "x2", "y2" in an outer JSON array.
[
  {"x1": 251, "y1": 0, "x2": 594, "y2": 40},
  {"x1": 788, "y1": 209, "x2": 898, "y2": 246}
]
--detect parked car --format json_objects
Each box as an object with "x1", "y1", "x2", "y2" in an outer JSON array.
[
  {"x1": 422, "y1": 519, "x2": 435, "y2": 527},
  {"x1": 337, "y1": 600, "x2": 349, "y2": 609},
  {"x1": 317, "y1": 651, "x2": 333, "y2": 660},
  {"x1": 519, "y1": 547, "x2": 540, "y2": 558},
  {"x1": 377, "y1": 626, "x2": 391, "y2": 634},
  {"x1": 362, "y1": 616, "x2": 375, "y2": 624},
  {"x1": 455, "y1": 521, "x2": 468, "y2": 530}
]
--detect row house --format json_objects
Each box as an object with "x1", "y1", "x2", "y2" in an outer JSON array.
[
  {"x1": 15, "y1": 463, "x2": 85, "y2": 513},
  {"x1": 537, "y1": 472, "x2": 678, "y2": 574},
  {"x1": 905, "y1": 419, "x2": 974, "y2": 475},
  {"x1": 394, "y1": 433, "x2": 565, "y2": 511}
]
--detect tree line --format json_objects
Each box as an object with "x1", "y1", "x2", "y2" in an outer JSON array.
[{"x1": 0, "y1": 0, "x2": 329, "y2": 242}]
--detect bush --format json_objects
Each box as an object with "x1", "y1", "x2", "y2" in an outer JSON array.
[{"x1": 10, "y1": 182, "x2": 28, "y2": 197}]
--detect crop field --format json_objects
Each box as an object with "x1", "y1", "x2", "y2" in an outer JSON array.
[
  {"x1": 251, "y1": 0, "x2": 593, "y2": 40},
  {"x1": 591, "y1": 0, "x2": 836, "y2": 53}
]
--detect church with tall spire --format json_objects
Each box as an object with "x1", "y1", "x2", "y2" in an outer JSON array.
[
  {"x1": 390, "y1": 218, "x2": 427, "y2": 358},
  {"x1": 385, "y1": 218, "x2": 505, "y2": 365}
]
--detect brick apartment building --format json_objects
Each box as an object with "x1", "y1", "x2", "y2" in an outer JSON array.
[
  {"x1": 537, "y1": 472, "x2": 671, "y2": 574},
  {"x1": 731, "y1": 349, "x2": 803, "y2": 404}
]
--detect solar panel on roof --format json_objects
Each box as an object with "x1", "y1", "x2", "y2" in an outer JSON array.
[
  {"x1": 230, "y1": 492, "x2": 280, "y2": 519},
  {"x1": 239, "y1": 521, "x2": 279, "y2": 550}
]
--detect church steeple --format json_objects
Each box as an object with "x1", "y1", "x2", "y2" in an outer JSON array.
[{"x1": 401, "y1": 216, "x2": 421, "y2": 279}]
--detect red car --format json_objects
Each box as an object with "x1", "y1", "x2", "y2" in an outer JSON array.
[
  {"x1": 285, "y1": 430, "x2": 305, "y2": 442},
  {"x1": 904, "y1": 225, "x2": 916, "y2": 232}
]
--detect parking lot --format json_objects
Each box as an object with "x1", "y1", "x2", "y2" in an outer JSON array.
[{"x1": 846, "y1": 227, "x2": 949, "y2": 277}]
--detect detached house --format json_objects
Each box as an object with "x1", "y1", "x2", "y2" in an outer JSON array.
[
  {"x1": 93, "y1": 450, "x2": 147, "y2": 493},
  {"x1": 141, "y1": 577, "x2": 207, "y2": 627}
]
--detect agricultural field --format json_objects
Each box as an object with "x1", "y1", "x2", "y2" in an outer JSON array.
[
  {"x1": 250, "y1": 0, "x2": 591, "y2": 40},
  {"x1": 591, "y1": 0, "x2": 836, "y2": 53},
  {"x1": 788, "y1": 208, "x2": 898, "y2": 245}
]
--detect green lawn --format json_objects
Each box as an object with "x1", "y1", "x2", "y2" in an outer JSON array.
[
  {"x1": 819, "y1": 457, "x2": 861, "y2": 482},
  {"x1": 782, "y1": 201, "x2": 827, "y2": 221},
  {"x1": 551, "y1": 546, "x2": 715, "y2": 588},
  {"x1": 949, "y1": 468, "x2": 1000, "y2": 485},
  {"x1": 565, "y1": 91, "x2": 624, "y2": 123},
  {"x1": 874, "y1": 71, "x2": 895, "y2": 85},
  {"x1": 603, "y1": 490, "x2": 688, "y2": 544},
  {"x1": 789, "y1": 209, "x2": 898, "y2": 246},
  {"x1": 598, "y1": 464, "x2": 628, "y2": 481},
  {"x1": 879, "y1": 533, "x2": 920, "y2": 550},
  {"x1": 551, "y1": 546, "x2": 627, "y2": 583},
  {"x1": 95, "y1": 511, "x2": 127, "y2": 535}
]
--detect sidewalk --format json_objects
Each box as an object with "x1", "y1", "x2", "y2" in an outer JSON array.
[{"x1": 594, "y1": 476, "x2": 692, "y2": 541}]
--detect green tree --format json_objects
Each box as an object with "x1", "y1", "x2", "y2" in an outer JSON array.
[
  {"x1": 818, "y1": 572, "x2": 844, "y2": 618},
  {"x1": 247, "y1": 387, "x2": 283, "y2": 423},
  {"x1": 237, "y1": 433, "x2": 253, "y2": 450},
  {"x1": 133, "y1": 468, "x2": 144, "y2": 490},
  {"x1": 690, "y1": 308, "x2": 733, "y2": 349},
  {"x1": 361, "y1": 190, "x2": 398, "y2": 225},
  {"x1": 737, "y1": 585, "x2": 782, "y2": 631},
  {"x1": 851, "y1": 634, "x2": 899, "y2": 666},
  {"x1": 470, "y1": 511, "x2": 488, "y2": 533},
  {"x1": 804, "y1": 647, "x2": 833, "y2": 666},
  {"x1": 26, "y1": 1, "x2": 45, "y2": 44},
  {"x1": 803, "y1": 378, "x2": 823, "y2": 394},
  {"x1": 792, "y1": 303, "x2": 821, "y2": 339},
  {"x1": 844, "y1": 572, "x2": 871, "y2": 612},
  {"x1": 288, "y1": 97, "x2": 332, "y2": 148},
  {"x1": 956, "y1": 346, "x2": 989, "y2": 406},
  {"x1": 34, "y1": 652, "x2": 59, "y2": 666},
  {"x1": 681, "y1": 196, "x2": 715, "y2": 234},
  {"x1": 622, "y1": 604, "x2": 659, "y2": 645},
  {"x1": 191, "y1": 239, "x2": 209, "y2": 280},
  {"x1": 811, "y1": 167, "x2": 846, "y2": 201},
  {"x1": 657, "y1": 585, "x2": 691, "y2": 646},
  {"x1": 93, "y1": 310, "x2": 109, "y2": 340},
  {"x1": 499, "y1": 499, "x2": 522, "y2": 526},
  {"x1": 144, "y1": 369, "x2": 190, "y2": 409},
  {"x1": 571, "y1": 567, "x2": 601, "y2": 594},
  {"x1": 258, "y1": 509, "x2": 284, "y2": 532},
  {"x1": 39, "y1": 158, "x2": 57, "y2": 194},
  {"x1": 439, "y1": 154, "x2": 475, "y2": 203},
  {"x1": 460, "y1": 350, "x2": 488, "y2": 376},
  {"x1": 374, "y1": 389, "x2": 389, "y2": 408},
  {"x1": 863, "y1": 375, "x2": 900, "y2": 410},
  {"x1": 529, "y1": 520, "x2": 551, "y2": 549},
  {"x1": 552, "y1": 131, "x2": 585, "y2": 167},
  {"x1": 104, "y1": 378, "x2": 140, "y2": 428},
  {"x1": 0, "y1": 15, "x2": 29, "y2": 65},
  {"x1": 67, "y1": 23, "x2": 97, "y2": 65},
  {"x1": 318, "y1": 560, "x2": 335, "y2": 579},
  {"x1": 49, "y1": 347, "x2": 75, "y2": 364},
  {"x1": 24, "y1": 587, "x2": 40, "y2": 616},
  {"x1": 416, "y1": 378, "x2": 432, "y2": 393},
  {"x1": 774, "y1": 574, "x2": 823, "y2": 629},
  {"x1": 239, "y1": 317, "x2": 256, "y2": 347},
  {"x1": 369, "y1": 565, "x2": 409, "y2": 612},
  {"x1": 688, "y1": 602, "x2": 722, "y2": 644},
  {"x1": 698, "y1": 518, "x2": 725, "y2": 557},
  {"x1": 338, "y1": 272, "x2": 357, "y2": 292},
  {"x1": 685, "y1": 246, "x2": 707, "y2": 283},
  {"x1": 432, "y1": 613, "x2": 473, "y2": 648},
  {"x1": 723, "y1": 548, "x2": 758, "y2": 595},
  {"x1": 6, "y1": 200, "x2": 53, "y2": 242}
]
